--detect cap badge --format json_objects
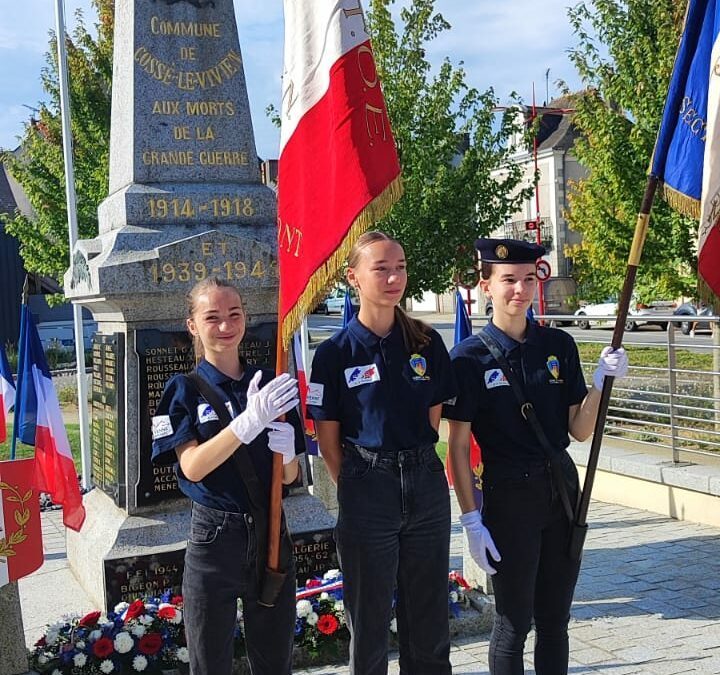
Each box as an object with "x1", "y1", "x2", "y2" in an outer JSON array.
[{"x1": 495, "y1": 244, "x2": 509, "y2": 259}]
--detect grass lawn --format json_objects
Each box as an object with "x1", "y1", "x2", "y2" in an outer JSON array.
[
  {"x1": 576, "y1": 343, "x2": 713, "y2": 371},
  {"x1": 436, "y1": 441, "x2": 447, "y2": 465},
  {"x1": 0, "y1": 423, "x2": 82, "y2": 473}
]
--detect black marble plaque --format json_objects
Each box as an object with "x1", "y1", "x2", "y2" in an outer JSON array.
[
  {"x1": 91, "y1": 334, "x2": 125, "y2": 506},
  {"x1": 135, "y1": 324, "x2": 277, "y2": 506},
  {"x1": 104, "y1": 547, "x2": 185, "y2": 612},
  {"x1": 135, "y1": 329, "x2": 194, "y2": 506},
  {"x1": 292, "y1": 529, "x2": 339, "y2": 587}
]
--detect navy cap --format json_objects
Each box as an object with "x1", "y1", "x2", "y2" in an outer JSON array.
[{"x1": 475, "y1": 238, "x2": 545, "y2": 263}]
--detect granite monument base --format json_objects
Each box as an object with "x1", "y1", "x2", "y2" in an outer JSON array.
[
  {"x1": 68, "y1": 490, "x2": 337, "y2": 612},
  {"x1": 66, "y1": 489, "x2": 190, "y2": 612}
]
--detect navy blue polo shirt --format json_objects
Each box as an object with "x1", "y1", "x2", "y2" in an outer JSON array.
[
  {"x1": 151, "y1": 358, "x2": 305, "y2": 513},
  {"x1": 307, "y1": 316, "x2": 456, "y2": 451},
  {"x1": 443, "y1": 321, "x2": 587, "y2": 476}
]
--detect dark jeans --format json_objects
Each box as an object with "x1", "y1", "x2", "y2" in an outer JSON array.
[
  {"x1": 335, "y1": 444, "x2": 452, "y2": 675},
  {"x1": 182, "y1": 502, "x2": 296, "y2": 675},
  {"x1": 483, "y1": 459, "x2": 582, "y2": 675}
]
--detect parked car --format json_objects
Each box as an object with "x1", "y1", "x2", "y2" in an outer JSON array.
[
  {"x1": 673, "y1": 302, "x2": 712, "y2": 335},
  {"x1": 313, "y1": 286, "x2": 359, "y2": 315},
  {"x1": 574, "y1": 299, "x2": 676, "y2": 331}
]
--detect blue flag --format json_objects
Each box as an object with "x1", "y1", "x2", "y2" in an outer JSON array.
[
  {"x1": 651, "y1": 0, "x2": 720, "y2": 298},
  {"x1": 453, "y1": 290, "x2": 472, "y2": 344},
  {"x1": 342, "y1": 291, "x2": 356, "y2": 328},
  {"x1": 651, "y1": 0, "x2": 719, "y2": 218}
]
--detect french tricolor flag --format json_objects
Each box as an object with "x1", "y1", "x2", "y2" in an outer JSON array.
[
  {"x1": 0, "y1": 344, "x2": 15, "y2": 443},
  {"x1": 13, "y1": 305, "x2": 85, "y2": 531},
  {"x1": 292, "y1": 331, "x2": 319, "y2": 456}
]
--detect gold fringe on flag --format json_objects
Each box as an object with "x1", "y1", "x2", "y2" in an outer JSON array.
[
  {"x1": 280, "y1": 175, "x2": 404, "y2": 349},
  {"x1": 662, "y1": 183, "x2": 700, "y2": 219},
  {"x1": 698, "y1": 275, "x2": 720, "y2": 314}
]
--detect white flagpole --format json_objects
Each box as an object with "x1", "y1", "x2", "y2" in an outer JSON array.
[{"x1": 55, "y1": 0, "x2": 92, "y2": 491}]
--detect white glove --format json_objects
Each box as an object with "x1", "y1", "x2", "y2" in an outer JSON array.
[
  {"x1": 229, "y1": 371, "x2": 299, "y2": 444},
  {"x1": 593, "y1": 346, "x2": 629, "y2": 391},
  {"x1": 267, "y1": 421, "x2": 297, "y2": 465},
  {"x1": 459, "y1": 510, "x2": 501, "y2": 576}
]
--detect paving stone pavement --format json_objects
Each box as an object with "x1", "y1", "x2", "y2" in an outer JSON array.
[
  {"x1": 297, "y1": 500, "x2": 720, "y2": 674},
  {"x1": 19, "y1": 497, "x2": 720, "y2": 674}
]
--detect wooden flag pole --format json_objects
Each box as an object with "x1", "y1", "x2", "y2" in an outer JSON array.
[
  {"x1": 267, "y1": 326, "x2": 288, "y2": 573},
  {"x1": 569, "y1": 174, "x2": 659, "y2": 560}
]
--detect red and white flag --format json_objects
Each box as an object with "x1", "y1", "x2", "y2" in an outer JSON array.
[
  {"x1": 14, "y1": 306, "x2": 85, "y2": 532},
  {"x1": 0, "y1": 344, "x2": 15, "y2": 443},
  {"x1": 277, "y1": 0, "x2": 402, "y2": 347},
  {"x1": 0, "y1": 458, "x2": 43, "y2": 587},
  {"x1": 699, "y1": 4, "x2": 720, "y2": 297}
]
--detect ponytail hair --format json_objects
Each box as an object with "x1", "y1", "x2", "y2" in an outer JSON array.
[{"x1": 348, "y1": 230, "x2": 432, "y2": 354}]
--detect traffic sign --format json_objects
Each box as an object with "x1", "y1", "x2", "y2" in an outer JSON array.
[{"x1": 536, "y1": 259, "x2": 551, "y2": 281}]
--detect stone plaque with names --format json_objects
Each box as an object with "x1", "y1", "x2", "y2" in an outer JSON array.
[
  {"x1": 135, "y1": 329, "x2": 194, "y2": 506},
  {"x1": 135, "y1": 323, "x2": 277, "y2": 506},
  {"x1": 292, "y1": 529, "x2": 339, "y2": 587},
  {"x1": 91, "y1": 334, "x2": 126, "y2": 506},
  {"x1": 104, "y1": 547, "x2": 185, "y2": 611}
]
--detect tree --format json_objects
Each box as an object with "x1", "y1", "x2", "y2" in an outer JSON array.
[
  {"x1": 366, "y1": 0, "x2": 534, "y2": 299},
  {"x1": 564, "y1": 0, "x2": 697, "y2": 302},
  {"x1": 1, "y1": 0, "x2": 113, "y2": 287}
]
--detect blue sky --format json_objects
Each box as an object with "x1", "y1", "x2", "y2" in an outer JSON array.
[{"x1": 0, "y1": 0, "x2": 583, "y2": 159}]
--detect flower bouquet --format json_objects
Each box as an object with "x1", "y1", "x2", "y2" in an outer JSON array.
[
  {"x1": 293, "y1": 569, "x2": 349, "y2": 663},
  {"x1": 29, "y1": 593, "x2": 189, "y2": 675}
]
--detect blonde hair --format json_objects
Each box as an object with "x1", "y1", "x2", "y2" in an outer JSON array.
[
  {"x1": 186, "y1": 277, "x2": 243, "y2": 361},
  {"x1": 348, "y1": 231, "x2": 431, "y2": 353}
]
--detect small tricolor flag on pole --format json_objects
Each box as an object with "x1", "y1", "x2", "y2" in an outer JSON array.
[
  {"x1": 13, "y1": 305, "x2": 85, "y2": 532},
  {"x1": 449, "y1": 291, "x2": 484, "y2": 510},
  {"x1": 277, "y1": 0, "x2": 403, "y2": 348},
  {"x1": 0, "y1": 345, "x2": 15, "y2": 444},
  {"x1": 651, "y1": 0, "x2": 720, "y2": 299},
  {"x1": 292, "y1": 331, "x2": 319, "y2": 456}
]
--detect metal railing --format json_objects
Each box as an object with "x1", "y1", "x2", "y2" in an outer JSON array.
[{"x1": 534, "y1": 314, "x2": 720, "y2": 462}]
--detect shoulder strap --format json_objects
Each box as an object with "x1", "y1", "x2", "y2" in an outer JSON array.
[
  {"x1": 478, "y1": 331, "x2": 575, "y2": 521},
  {"x1": 186, "y1": 371, "x2": 267, "y2": 516}
]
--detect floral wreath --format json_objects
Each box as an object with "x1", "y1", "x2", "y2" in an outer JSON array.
[{"x1": 0, "y1": 480, "x2": 32, "y2": 561}]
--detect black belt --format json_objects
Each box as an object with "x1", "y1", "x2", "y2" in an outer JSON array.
[{"x1": 344, "y1": 442, "x2": 435, "y2": 467}]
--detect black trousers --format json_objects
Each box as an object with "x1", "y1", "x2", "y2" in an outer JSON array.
[
  {"x1": 182, "y1": 502, "x2": 296, "y2": 675},
  {"x1": 483, "y1": 463, "x2": 581, "y2": 675},
  {"x1": 335, "y1": 444, "x2": 452, "y2": 675}
]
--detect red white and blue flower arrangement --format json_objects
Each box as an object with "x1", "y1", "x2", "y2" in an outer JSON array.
[
  {"x1": 29, "y1": 592, "x2": 187, "y2": 674},
  {"x1": 29, "y1": 571, "x2": 471, "y2": 672}
]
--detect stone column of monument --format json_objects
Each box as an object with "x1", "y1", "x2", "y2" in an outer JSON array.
[
  {"x1": 0, "y1": 583, "x2": 28, "y2": 675},
  {"x1": 64, "y1": 0, "x2": 335, "y2": 610}
]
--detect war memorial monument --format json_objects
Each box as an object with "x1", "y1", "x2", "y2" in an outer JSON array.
[{"x1": 64, "y1": 0, "x2": 336, "y2": 610}]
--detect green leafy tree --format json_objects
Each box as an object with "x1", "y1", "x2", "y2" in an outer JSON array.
[
  {"x1": 366, "y1": 0, "x2": 533, "y2": 299},
  {"x1": 564, "y1": 0, "x2": 697, "y2": 302},
  {"x1": 1, "y1": 0, "x2": 113, "y2": 287}
]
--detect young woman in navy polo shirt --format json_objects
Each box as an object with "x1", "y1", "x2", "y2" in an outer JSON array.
[
  {"x1": 307, "y1": 231, "x2": 456, "y2": 675},
  {"x1": 444, "y1": 238, "x2": 629, "y2": 674},
  {"x1": 151, "y1": 278, "x2": 302, "y2": 675}
]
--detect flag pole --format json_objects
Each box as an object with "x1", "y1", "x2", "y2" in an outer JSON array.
[
  {"x1": 55, "y1": 0, "x2": 91, "y2": 491},
  {"x1": 10, "y1": 279, "x2": 30, "y2": 461},
  {"x1": 569, "y1": 174, "x2": 659, "y2": 559}
]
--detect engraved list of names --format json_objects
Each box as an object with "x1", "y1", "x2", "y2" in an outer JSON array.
[{"x1": 91, "y1": 334, "x2": 125, "y2": 507}]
